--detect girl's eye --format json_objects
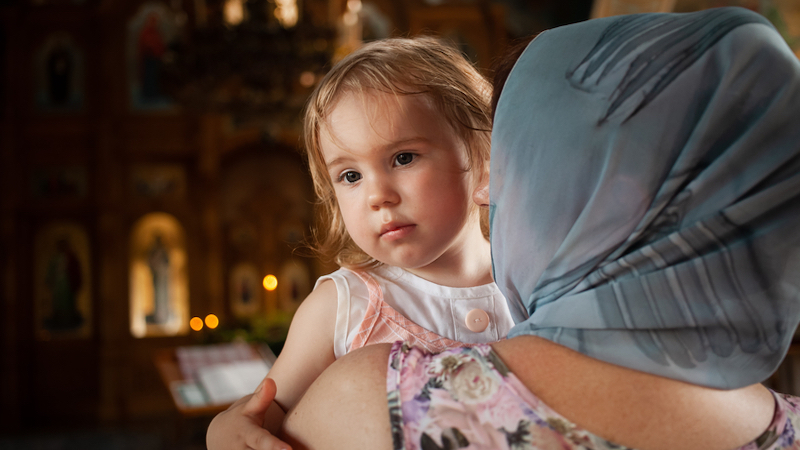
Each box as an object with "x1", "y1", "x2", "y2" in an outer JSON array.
[
  {"x1": 395, "y1": 153, "x2": 415, "y2": 166},
  {"x1": 341, "y1": 171, "x2": 362, "y2": 184}
]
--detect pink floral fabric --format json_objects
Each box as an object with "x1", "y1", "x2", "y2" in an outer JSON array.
[{"x1": 387, "y1": 342, "x2": 800, "y2": 450}]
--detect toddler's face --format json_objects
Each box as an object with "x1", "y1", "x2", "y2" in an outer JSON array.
[{"x1": 319, "y1": 91, "x2": 481, "y2": 274}]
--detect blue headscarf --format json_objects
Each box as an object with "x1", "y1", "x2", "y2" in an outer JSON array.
[{"x1": 491, "y1": 7, "x2": 800, "y2": 389}]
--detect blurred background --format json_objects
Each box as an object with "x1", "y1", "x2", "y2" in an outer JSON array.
[{"x1": 0, "y1": 0, "x2": 798, "y2": 448}]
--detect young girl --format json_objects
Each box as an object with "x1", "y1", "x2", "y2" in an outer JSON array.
[{"x1": 206, "y1": 36, "x2": 515, "y2": 450}]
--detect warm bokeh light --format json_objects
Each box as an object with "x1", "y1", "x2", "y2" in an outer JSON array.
[
  {"x1": 274, "y1": 0, "x2": 298, "y2": 28},
  {"x1": 190, "y1": 317, "x2": 204, "y2": 331},
  {"x1": 343, "y1": 10, "x2": 358, "y2": 26},
  {"x1": 223, "y1": 0, "x2": 244, "y2": 25},
  {"x1": 263, "y1": 274, "x2": 278, "y2": 291},
  {"x1": 299, "y1": 71, "x2": 315, "y2": 87},
  {"x1": 205, "y1": 314, "x2": 219, "y2": 329},
  {"x1": 347, "y1": 0, "x2": 362, "y2": 13}
]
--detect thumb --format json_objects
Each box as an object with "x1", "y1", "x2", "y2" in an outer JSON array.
[{"x1": 243, "y1": 377, "x2": 276, "y2": 417}]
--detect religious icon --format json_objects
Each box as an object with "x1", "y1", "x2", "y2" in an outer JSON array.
[
  {"x1": 34, "y1": 34, "x2": 84, "y2": 111},
  {"x1": 139, "y1": 12, "x2": 166, "y2": 102},
  {"x1": 277, "y1": 260, "x2": 311, "y2": 314},
  {"x1": 47, "y1": 45, "x2": 71, "y2": 104},
  {"x1": 129, "y1": 212, "x2": 189, "y2": 337},
  {"x1": 127, "y1": 2, "x2": 178, "y2": 110},
  {"x1": 129, "y1": 164, "x2": 186, "y2": 199},
  {"x1": 45, "y1": 238, "x2": 84, "y2": 328},
  {"x1": 230, "y1": 263, "x2": 262, "y2": 318},
  {"x1": 30, "y1": 165, "x2": 88, "y2": 200},
  {"x1": 34, "y1": 222, "x2": 92, "y2": 339},
  {"x1": 145, "y1": 235, "x2": 171, "y2": 324}
]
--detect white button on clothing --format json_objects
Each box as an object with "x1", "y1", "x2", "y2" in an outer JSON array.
[{"x1": 465, "y1": 309, "x2": 490, "y2": 333}]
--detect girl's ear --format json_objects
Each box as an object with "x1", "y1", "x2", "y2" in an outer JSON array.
[{"x1": 472, "y1": 170, "x2": 490, "y2": 208}]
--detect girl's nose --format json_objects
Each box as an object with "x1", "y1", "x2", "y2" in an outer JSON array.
[{"x1": 368, "y1": 179, "x2": 400, "y2": 209}]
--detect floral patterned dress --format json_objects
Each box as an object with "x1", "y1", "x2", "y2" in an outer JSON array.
[{"x1": 387, "y1": 342, "x2": 800, "y2": 450}]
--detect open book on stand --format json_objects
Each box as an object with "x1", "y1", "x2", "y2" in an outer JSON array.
[{"x1": 171, "y1": 342, "x2": 276, "y2": 407}]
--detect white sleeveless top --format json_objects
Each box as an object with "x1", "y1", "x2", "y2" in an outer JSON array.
[{"x1": 315, "y1": 265, "x2": 515, "y2": 359}]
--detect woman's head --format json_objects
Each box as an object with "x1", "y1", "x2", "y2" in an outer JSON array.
[
  {"x1": 304, "y1": 37, "x2": 492, "y2": 267},
  {"x1": 491, "y1": 7, "x2": 800, "y2": 389}
]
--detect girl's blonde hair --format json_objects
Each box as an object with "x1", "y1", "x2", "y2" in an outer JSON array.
[{"x1": 304, "y1": 36, "x2": 492, "y2": 268}]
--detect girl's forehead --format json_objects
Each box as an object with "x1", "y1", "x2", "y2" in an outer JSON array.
[
  {"x1": 331, "y1": 86, "x2": 439, "y2": 117},
  {"x1": 323, "y1": 91, "x2": 443, "y2": 140}
]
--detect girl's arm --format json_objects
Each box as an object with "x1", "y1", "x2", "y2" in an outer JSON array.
[{"x1": 206, "y1": 280, "x2": 338, "y2": 450}]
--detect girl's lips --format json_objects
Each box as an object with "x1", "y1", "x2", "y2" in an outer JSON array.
[{"x1": 380, "y1": 224, "x2": 416, "y2": 241}]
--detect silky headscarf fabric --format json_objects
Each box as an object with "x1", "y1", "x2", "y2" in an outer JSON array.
[{"x1": 491, "y1": 7, "x2": 800, "y2": 389}]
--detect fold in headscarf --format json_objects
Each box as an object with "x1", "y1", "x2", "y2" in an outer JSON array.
[{"x1": 491, "y1": 7, "x2": 800, "y2": 389}]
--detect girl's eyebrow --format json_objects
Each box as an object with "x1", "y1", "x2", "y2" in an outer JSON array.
[
  {"x1": 324, "y1": 156, "x2": 351, "y2": 169},
  {"x1": 386, "y1": 137, "x2": 428, "y2": 150},
  {"x1": 324, "y1": 137, "x2": 430, "y2": 168}
]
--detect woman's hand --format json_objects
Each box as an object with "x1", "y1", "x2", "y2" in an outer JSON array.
[{"x1": 206, "y1": 377, "x2": 292, "y2": 450}]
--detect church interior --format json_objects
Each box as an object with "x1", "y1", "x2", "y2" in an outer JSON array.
[{"x1": 1, "y1": 0, "x2": 799, "y2": 447}]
